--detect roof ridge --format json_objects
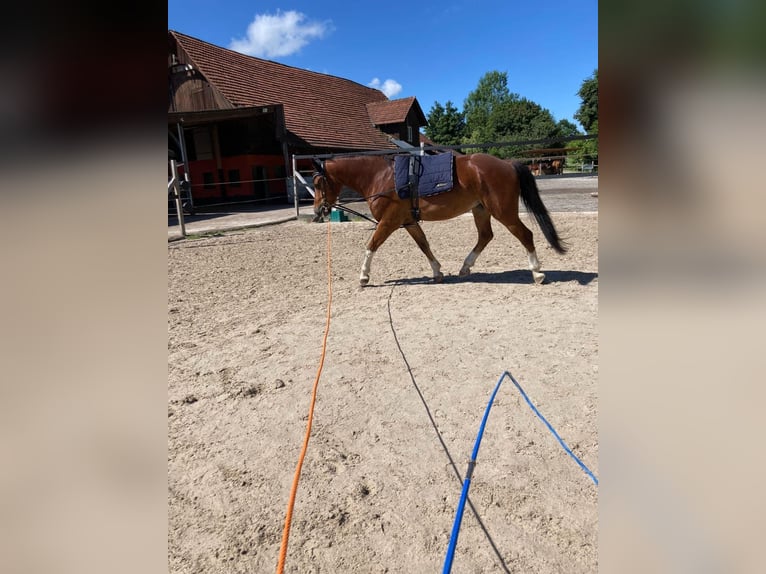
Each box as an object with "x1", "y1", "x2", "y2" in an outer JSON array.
[
  {"x1": 169, "y1": 30, "x2": 385, "y2": 97},
  {"x1": 366, "y1": 96, "x2": 415, "y2": 107}
]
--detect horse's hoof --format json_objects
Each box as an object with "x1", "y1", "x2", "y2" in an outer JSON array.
[
  {"x1": 360, "y1": 277, "x2": 370, "y2": 287},
  {"x1": 458, "y1": 266, "x2": 470, "y2": 277},
  {"x1": 532, "y1": 271, "x2": 546, "y2": 284},
  {"x1": 433, "y1": 273, "x2": 444, "y2": 283}
]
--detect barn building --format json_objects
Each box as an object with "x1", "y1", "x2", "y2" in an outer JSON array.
[{"x1": 168, "y1": 30, "x2": 428, "y2": 206}]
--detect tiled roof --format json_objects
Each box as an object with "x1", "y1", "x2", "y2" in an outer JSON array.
[
  {"x1": 366, "y1": 97, "x2": 426, "y2": 126},
  {"x1": 169, "y1": 30, "x2": 397, "y2": 151}
]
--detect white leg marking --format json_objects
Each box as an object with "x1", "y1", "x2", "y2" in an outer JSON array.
[
  {"x1": 459, "y1": 249, "x2": 479, "y2": 277},
  {"x1": 430, "y1": 258, "x2": 444, "y2": 283},
  {"x1": 527, "y1": 249, "x2": 545, "y2": 284},
  {"x1": 360, "y1": 249, "x2": 374, "y2": 286}
]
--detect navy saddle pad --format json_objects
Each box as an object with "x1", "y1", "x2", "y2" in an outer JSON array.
[{"x1": 394, "y1": 154, "x2": 454, "y2": 199}]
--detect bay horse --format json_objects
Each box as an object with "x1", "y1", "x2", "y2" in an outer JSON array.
[{"x1": 311, "y1": 153, "x2": 567, "y2": 286}]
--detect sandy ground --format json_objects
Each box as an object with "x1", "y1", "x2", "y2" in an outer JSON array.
[{"x1": 168, "y1": 196, "x2": 598, "y2": 573}]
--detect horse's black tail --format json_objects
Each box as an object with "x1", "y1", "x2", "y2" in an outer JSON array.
[{"x1": 513, "y1": 162, "x2": 568, "y2": 254}]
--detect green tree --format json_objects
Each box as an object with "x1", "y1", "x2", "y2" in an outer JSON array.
[
  {"x1": 549, "y1": 118, "x2": 582, "y2": 150},
  {"x1": 555, "y1": 118, "x2": 581, "y2": 138},
  {"x1": 497, "y1": 98, "x2": 557, "y2": 138},
  {"x1": 574, "y1": 69, "x2": 598, "y2": 133},
  {"x1": 491, "y1": 97, "x2": 560, "y2": 157},
  {"x1": 566, "y1": 120, "x2": 598, "y2": 169},
  {"x1": 463, "y1": 71, "x2": 577, "y2": 158},
  {"x1": 424, "y1": 100, "x2": 466, "y2": 145},
  {"x1": 463, "y1": 71, "x2": 518, "y2": 144}
]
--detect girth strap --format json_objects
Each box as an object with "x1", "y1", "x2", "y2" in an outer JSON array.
[{"x1": 408, "y1": 155, "x2": 422, "y2": 221}]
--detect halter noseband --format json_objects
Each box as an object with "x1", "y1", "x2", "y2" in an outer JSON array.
[{"x1": 311, "y1": 158, "x2": 331, "y2": 213}]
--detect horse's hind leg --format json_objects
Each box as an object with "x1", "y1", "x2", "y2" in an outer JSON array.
[
  {"x1": 404, "y1": 222, "x2": 444, "y2": 283},
  {"x1": 459, "y1": 204, "x2": 494, "y2": 276},
  {"x1": 500, "y1": 217, "x2": 546, "y2": 284}
]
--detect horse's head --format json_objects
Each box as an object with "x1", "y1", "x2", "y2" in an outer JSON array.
[{"x1": 311, "y1": 158, "x2": 340, "y2": 222}]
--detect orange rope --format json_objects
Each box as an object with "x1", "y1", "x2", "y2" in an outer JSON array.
[{"x1": 275, "y1": 219, "x2": 333, "y2": 574}]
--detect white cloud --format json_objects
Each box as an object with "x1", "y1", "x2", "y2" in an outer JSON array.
[
  {"x1": 368, "y1": 78, "x2": 403, "y2": 98},
  {"x1": 229, "y1": 10, "x2": 333, "y2": 58}
]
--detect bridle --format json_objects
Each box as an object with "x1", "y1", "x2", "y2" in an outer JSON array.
[
  {"x1": 313, "y1": 172, "x2": 329, "y2": 207},
  {"x1": 312, "y1": 158, "x2": 332, "y2": 216},
  {"x1": 309, "y1": 157, "x2": 402, "y2": 227}
]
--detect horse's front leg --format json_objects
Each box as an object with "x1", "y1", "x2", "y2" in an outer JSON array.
[
  {"x1": 360, "y1": 221, "x2": 399, "y2": 286},
  {"x1": 359, "y1": 249, "x2": 374, "y2": 286},
  {"x1": 404, "y1": 222, "x2": 443, "y2": 283}
]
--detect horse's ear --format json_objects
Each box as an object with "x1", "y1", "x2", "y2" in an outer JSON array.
[{"x1": 312, "y1": 158, "x2": 324, "y2": 173}]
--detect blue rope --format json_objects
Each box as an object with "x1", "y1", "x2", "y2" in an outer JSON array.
[
  {"x1": 442, "y1": 372, "x2": 505, "y2": 574},
  {"x1": 442, "y1": 370, "x2": 598, "y2": 574},
  {"x1": 505, "y1": 371, "x2": 599, "y2": 486}
]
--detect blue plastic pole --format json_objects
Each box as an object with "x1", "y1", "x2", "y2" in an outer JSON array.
[
  {"x1": 442, "y1": 370, "x2": 599, "y2": 573},
  {"x1": 507, "y1": 373, "x2": 599, "y2": 486},
  {"x1": 442, "y1": 372, "x2": 506, "y2": 574}
]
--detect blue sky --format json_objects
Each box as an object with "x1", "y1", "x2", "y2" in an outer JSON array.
[{"x1": 168, "y1": 1, "x2": 597, "y2": 129}]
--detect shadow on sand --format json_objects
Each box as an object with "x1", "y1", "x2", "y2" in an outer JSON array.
[{"x1": 378, "y1": 269, "x2": 598, "y2": 286}]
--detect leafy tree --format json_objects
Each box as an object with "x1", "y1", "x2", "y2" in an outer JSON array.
[
  {"x1": 462, "y1": 71, "x2": 581, "y2": 158},
  {"x1": 566, "y1": 120, "x2": 598, "y2": 169},
  {"x1": 567, "y1": 71, "x2": 599, "y2": 169},
  {"x1": 548, "y1": 118, "x2": 582, "y2": 150},
  {"x1": 463, "y1": 71, "x2": 518, "y2": 144},
  {"x1": 424, "y1": 100, "x2": 466, "y2": 145},
  {"x1": 498, "y1": 98, "x2": 557, "y2": 138},
  {"x1": 574, "y1": 69, "x2": 598, "y2": 133},
  {"x1": 490, "y1": 97, "x2": 560, "y2": 157},
  {"x1": 555, "y1": 118, "x2": 581, "y2": 138}
]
